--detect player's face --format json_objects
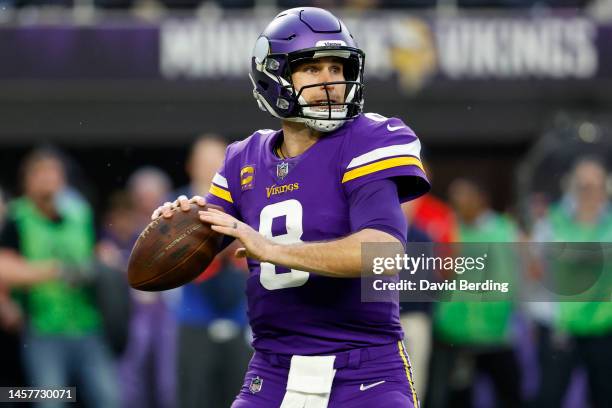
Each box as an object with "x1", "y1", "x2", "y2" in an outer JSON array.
[{"x1": 291, "y1": 57, "x2": 346, "y2": 112}]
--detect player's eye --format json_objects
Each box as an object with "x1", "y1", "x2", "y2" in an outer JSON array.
[{"x1": 330, "y1": 65, "x2": 343, "y2": 75}]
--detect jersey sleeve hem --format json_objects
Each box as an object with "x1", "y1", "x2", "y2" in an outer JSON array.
[
  {"x1": 342, "y1": 155, "x2": 424, "y2": 183},
  {"x1": 357, "y1": 224, "x2": 407, "y2": 250},
  {"x1": 208, "y1": 183, "x2": 233, "y2": 204}
]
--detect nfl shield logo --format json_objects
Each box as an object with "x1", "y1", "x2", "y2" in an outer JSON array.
[
  {"x1": 277, "y1": 162, "x2": 289, "y2": 179},
  {"x1": 249, "y1": 376, "x2": 263, "y2": 394}
]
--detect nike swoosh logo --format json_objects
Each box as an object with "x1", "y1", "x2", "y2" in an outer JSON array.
[
  {"x1": 359, "y1": 380, "x2": 386, "y2": 391},
  {"x1": 387, "y1": 124, "x2": 404, "y2": 132}
]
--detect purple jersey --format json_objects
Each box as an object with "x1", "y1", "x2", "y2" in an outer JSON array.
[{"x1": 206, "y1": 113, "x2": 429, "y2": 355}]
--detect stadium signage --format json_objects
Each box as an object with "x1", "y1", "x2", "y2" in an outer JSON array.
[
  {"x1": 0, "y1": 13, "x2": 605, "y2": 93},
  {"x1": 159, "y1": 14, "x2": 601, "y2": 90}
]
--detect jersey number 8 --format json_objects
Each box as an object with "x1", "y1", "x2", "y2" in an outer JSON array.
[{"x1": 258, "y1": 199, "x2": 310, "y2": 290}]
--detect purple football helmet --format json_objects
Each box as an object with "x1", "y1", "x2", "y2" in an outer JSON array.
[{"x1": 249, "y1": 7, "x2": 365, "y2": 132}]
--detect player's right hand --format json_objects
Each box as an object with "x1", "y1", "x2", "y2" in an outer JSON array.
[{"x1": 151, "y1": 195, "x2": 207, "y2": 220}]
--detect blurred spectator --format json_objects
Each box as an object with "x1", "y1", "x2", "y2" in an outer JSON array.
[
  {"x1": 400, "y1": 167, "x2": 457, "y2": 404},
  {"x1": 119, "y1": 166, "x2": 177, "y2": 408},
  {"x1": 403, "y1": 193, "x2": 458, "y2": 244},
  {"x1": 0, "y1": 185, "x2": 20, "y2": 328},
  {"x1": 426, "y1": 177, "x2": 521, "y2": 408},
  {"x1": 0, "y1": 148, "x2": 118, "y2": 408},
  {"x1": 530, "y1": 157, "x2": 612, "y2": 408},
  {"x1": 98, "y1": 191, "x2": 138, "y2": 269},
  {"x1": 174, "y1": 135, "x2": 251, "y2": 408},
  {"x1": 0, "y1": 283, "x2": 26, "y2": 387},
  {"x1": 0, "y1": 186, "x2": 29, "y2": 406},
  {"x1": 128, "y1": 166, "x2": 173, "y2": 228},
  {"x1": 527, "y1": 192, "x2": 551, "y2": 228},
  {"x1": 94, "y1": 191, "x2": 134, "y2": 356}
]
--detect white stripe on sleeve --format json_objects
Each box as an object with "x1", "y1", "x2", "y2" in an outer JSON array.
[
  {"x1": 346, "y1": 141, "x2": 422, "y2": 170},
  {"x1": 212, "y1": 172, "x2": 228, "y2": 188}
]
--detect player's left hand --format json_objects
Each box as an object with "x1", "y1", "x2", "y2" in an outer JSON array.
[{"x1": 198, "y1": 208, "x2": 273, "y2": 262}]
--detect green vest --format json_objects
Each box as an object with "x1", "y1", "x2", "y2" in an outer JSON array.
[
  {"x1": 10, "y1": 197, "x2": 101, "y2": 335},
  {"x1": 433, "y1": 213, "x2": 517, "y2": 345},
  {"x1": 548, "y1": 205, "x2": 612, "y2": 336}
]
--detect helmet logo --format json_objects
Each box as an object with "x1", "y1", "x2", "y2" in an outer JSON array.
[{"x1": 315, "y1": 40, "x2": 347, "y2": 47}]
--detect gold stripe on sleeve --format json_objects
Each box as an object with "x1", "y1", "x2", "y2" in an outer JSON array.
[
  {"x1": 209, "y1": 184, "x2": 233, "y2": 204},
  {"x1": 342, "y1": 156, "x2": 424, "y2": 183}
]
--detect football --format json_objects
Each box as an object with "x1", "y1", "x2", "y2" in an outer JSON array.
[{"x1": 127, "y1": 203, "x2": 224, "y2": 291}]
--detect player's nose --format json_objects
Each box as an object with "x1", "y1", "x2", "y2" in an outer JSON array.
[{"x1": 319, "y1": 68, "x2": 335, "y2": 88}]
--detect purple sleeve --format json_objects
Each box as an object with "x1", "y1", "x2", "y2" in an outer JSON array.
[
  {"x1": 205, "y1": 144, "x2": 241, "y2": 220},
  {"x1": 205, "y1": 192, "x2": 239, "y2": 219},
  {"x1": 341, "y1": 116, "x2": 430, "y2": 203},
  {"x1": 348, "y1": 178, "x2": 407, "y2": 248}
]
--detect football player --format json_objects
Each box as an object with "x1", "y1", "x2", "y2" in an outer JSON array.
[{"x1": 153, "y1": 7, "x2": 429, "y2": 408}]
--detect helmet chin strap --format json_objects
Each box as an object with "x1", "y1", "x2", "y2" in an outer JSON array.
[
  {"x1": 305, "y1": 118, "x2": 345, "y2": 132},
  {"x1": 281, "y1": 115, "x2": 344, "y2": 133}
]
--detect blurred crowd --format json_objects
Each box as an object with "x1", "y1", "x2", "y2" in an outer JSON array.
[
  {"x1": 0, "y1": 137, "x2": 251, "y2": 408},
  {"x1": 0, "y1": 0, "x2": 596, "y2": 10},
  {"x1": 0, "y1": 134, "x2": 611, "y2": 408}
]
